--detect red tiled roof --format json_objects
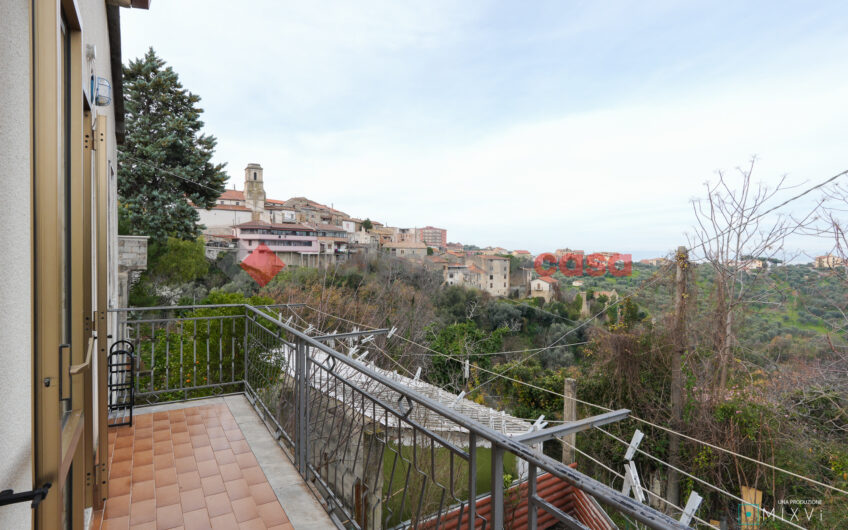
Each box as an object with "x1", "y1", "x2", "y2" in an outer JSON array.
[
  {"x1": 219, "y1": 189, "x2": 245, "y2": 200},
  {"x1": 468, "y1": 264, "x2": 486, "y2": 274},
  {"x1": 513, "y1": 250, "x2": 530, "y2": 254},
  {"x1": 535, "y1": 276, "x2": 558, "y2": 284},
  {"x1": 211, "y1": 204, "x2": 250, "y2": 212},
  {"x1": 479, "y1": 254, "x2": 509, "y2": 260}
]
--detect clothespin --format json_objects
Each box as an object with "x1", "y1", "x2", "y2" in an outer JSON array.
[
  {"x1": 361, "y1": 334, "x2": 375, "y2": 345},
  {"x1": 464, "y1": 359, "x2": 470, "y2": 379},
  {"x1": 679, "y1": 491, "x2": 703, "y2": 526},
  {"x1": 625, "y1": 429, "x2": 644, "y2": 461},
  {"x1": 621, "y1": 461, "x2": 645, "y2": 503},
  {"x1": 348, "y1": 345, "x2": 358, "y2": 357},
  {"x1": 387, "y1": 326, "x2": 397, "y2": 339},
  {"x1": 451, "y1": 391, "x2": 466, "y2": 408},
  {"x1": 413, "y1": 367, "x2": 422, "y2": 381}
]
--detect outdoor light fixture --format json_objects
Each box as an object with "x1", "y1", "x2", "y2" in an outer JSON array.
[{"x1": 94, "y1": 77, "x2": 112, "y2": 106}]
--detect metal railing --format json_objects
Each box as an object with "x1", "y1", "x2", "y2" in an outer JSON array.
[{"x1": 110, "y1": 304, "x2": 689, "y2": 530}]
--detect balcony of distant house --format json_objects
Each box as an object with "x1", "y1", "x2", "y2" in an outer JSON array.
[{"x1": 234, "y1": 221, "x2": 319, "y2": 260}]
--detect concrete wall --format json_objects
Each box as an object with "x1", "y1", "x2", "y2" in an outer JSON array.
[
  {"x1": 197, "y1": 207, "x2": 252, "y2": 234},
  {"x1": 0, "y1": 2, "x2": 34, "y2": 528}
]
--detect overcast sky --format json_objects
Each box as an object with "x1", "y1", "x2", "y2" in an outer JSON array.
[{"x1": 120, "y1": 1, "x2": 848, "y2": 258}]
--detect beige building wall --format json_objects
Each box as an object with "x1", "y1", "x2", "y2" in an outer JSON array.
[{"x1": 0, "y1": 2, "x2": 34, "y2": 527}]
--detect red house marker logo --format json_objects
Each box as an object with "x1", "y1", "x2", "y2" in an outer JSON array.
[
  {"x1": 534, "y1": 252, "x2": 632, "y2": 277},
  {"x1": 240, "y1": 244, "x2": 286, "y2": 287}
]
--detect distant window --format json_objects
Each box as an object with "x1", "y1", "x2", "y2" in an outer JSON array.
[
  {"x1": 253, "y1": 171, "x2": 257, "y2": 180},
  {"x1": 490, "y1": 283, "x2": 493, "y2": 288},
  {"x1": 489, "y1": 275, "x2": 493, "y2": 280}
]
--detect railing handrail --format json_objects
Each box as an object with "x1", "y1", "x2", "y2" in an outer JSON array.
[
  {"x1": 241, "y1": 304, "x2": 688, "y2": 529},
  {"x1": 108, "y1": 303, "x2": 305, "y2": 312}
]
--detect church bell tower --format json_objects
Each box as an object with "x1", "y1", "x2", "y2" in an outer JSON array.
[{"x1": 243, "y1": 163, "x2": 266, "y2": 221}]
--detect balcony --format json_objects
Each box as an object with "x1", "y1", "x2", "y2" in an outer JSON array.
[{"x1": 97, "y1": 304, "x2": 686, "y2": 529}]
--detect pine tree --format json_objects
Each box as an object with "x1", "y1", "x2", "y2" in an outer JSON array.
[{"x1": 118, "y1": 48, "x2": 227, "y2": 243}]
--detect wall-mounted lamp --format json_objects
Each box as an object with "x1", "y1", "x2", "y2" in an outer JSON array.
[{"x1": 95, "y1": 77, "x2": 112, "y2": 106}]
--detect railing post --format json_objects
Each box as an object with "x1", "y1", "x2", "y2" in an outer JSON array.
[
  {"x1": 528, "y1": 463, "x2": 537, "y2": 530},
  {"x1": 243, "y1": 310, "x2": 249, "y2": 388},
  {"x1": 468, "y1": 432, "x2": 477, "y2": 529},
  {"x1": 295, "y1": 337, "x2": 309, "y2": 475},
  {"x1": 491, "y1": 444, "x2": 504, "y2": 529}
]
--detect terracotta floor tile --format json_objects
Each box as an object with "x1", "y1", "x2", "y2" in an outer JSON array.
[
  {"x1": 191, "y1": 435, "x2": 212, "y2": 449},
  {"x1": 128, "y1": 522, "x2": 156, "y2": 530},
  {"x1": 194, "y1": 446, "x2": 215, "y2": 462},
  {"x1": 268, "y1": 523, "x2": 294, "y2": 530},
  {"x1": 248, "y1": 483, "x2": 276, "y2": 506},
  {"x1": 112, "y1": 446, "x2": 133, "y2": 463},
  {"x1": 132, "y1": 480, "x2": 155, "y2": 502},
  {"x1": 224, "y1": 478, "x2": 250, "y2": 501},
  {"x1": 153, "y1": 419, "x2": 171, "y2": 431},
  {"x1": 235, "y1": 452, "x2": 258, "y2": 469},
  {"x1": 224, "y1": 429, "x2": 245, "y2": 442},
  {"x1": 131, "y1": 464, "x2": 154, "y2": 484},
  {"x1": 205, "y1": 492, "x2": 232, "y2": 518},
  {"x1": 110, "y1": 476, "x2": 132, "y2": 497},
  {"x1": 171, "y1": 422, "x2": 188, "y2": 433},
  {"x1": 257, "y1": 501, "x2": 287, "y2": 527},
  {"x1": 187, "y1": 423, "x2": 206, "y2": 435},
  {"x1": 129, "y1": 498, "x2": 156, "y2": 525},
  {"x1": 153, "y1": 412, "x2": 169, "y2": 421},
  {"x1": 155, "y1": 467, "x2": 178, "y2": 487},
  {"x1": 104, "y1": 494, "x2": 131, "y2": 519},
  {"x1": 172, "y1": 431, "x2": 192, "y2": 445},
  {"x1": 196, "y1": 458, "x2": 218, "y2": 478},
  {"x1": 178, "y1": 470, "x2": 202, "y2": 491},
  {"x1": 214, "y1": 449, "x2": 236, "y2": 466},
  {"x1": 134, "y1": 438, "x2": 153, "y2": 452},
  {"x1": 101, "y1": 515, "x2": 130, "y2": 529},
  {"x1": 180, "y1": 488, "x2": 206, "y2": 513},
  {"x1": 154, "y1": 452, "x2": 175, "y2": 469},
  {"x1": 182, "y1": 507, "x2": 211, "y2": 530},
  {"x1": 186, "y1": 415, "x2": 203, "y2": 425},
  {"x1": 219, "y1": 462, "x2": 242, "y2": 482},
  {"x1": 231, "y1": 497, "x2": 259, "y2": 523},
  {"x1": 210, "y1": 512, "x2": 239, "y2": 530},
  {"x1": 238, "y1": 518, "x2": 266, "y2": 530},
  {"x1": 241, "y1": 466, "x2": 267, "y2": 486},
  {"x1": 210, "y1": 436, "x2": 230, "y2": 451},
  {"x1": 173, "y1": 443, "x2": 194, "y2": 459},
  {"x1": 153, "y1": 429, "x2": 172, "y2": 442},
  {"x1": 201, "y1": 474, "x2": 226, "y2": 496},
  {"x1": 206, "y1": 426, "x2": 226, "y2": 439},
  {"x1": 110, "y1": 460, "x2": 133, "y2": 479},
  {"x1": 156, "y1": 503, "x2": 184, "y2": 529},
  {"x1": 155, "y1": 483, "x2": 181, "y2": 506},
  {"x1": 115, "y1": 436, "x2": 134, "y2": 449},
  {"x1": 132, "y1": 449, "x2": 154, "y2": 467},
  {"x1": 175, "y1": 455, "x2": 197, "y2": 473},
  {"x1": 229, "y1": 440, "x2": 250, "y2": 455},
  {"x1": 154, "y1": 441, "x2": 173, "y2": 455}
]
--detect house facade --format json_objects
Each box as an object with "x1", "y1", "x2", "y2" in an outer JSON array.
[
  {"x1": 0, "y1": 1, "x2": 149, "y2": 527},
  {"x1": 234, "y1": 221, "x2": 319, "y2": 264},
  {"x1": 530, "y1": 276, "x2": 558, "y2": 303},
  {"x1": 417, "y1": 225, "x2": 448, "y2": 249}
]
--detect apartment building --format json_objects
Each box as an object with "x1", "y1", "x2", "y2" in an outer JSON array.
[
  {"x1": 530, "y1": 276, "x2": 558, "y2": 303},
  {"x1": 312, "y1": 223, "x2": 349, "y2": 261},
  {"x1": 0, "y1": 1, "x2": 149, "y2": 527},
  {"x1": 814, "y1": 254, "x2": 845, "y2": 269},
  {"x1": 233, "y1": 221, "x2": 319, "y2": 265},
  {"x1": 416, "y1": 225, "x2": 448, "y2": 248},
  {"x1": 463, "y1": 255, "x2": 510, "y2": 296}
]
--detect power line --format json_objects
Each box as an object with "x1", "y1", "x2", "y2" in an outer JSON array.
[{"x1": 121, "y1": 155, "x2": 224, "y2": 195}]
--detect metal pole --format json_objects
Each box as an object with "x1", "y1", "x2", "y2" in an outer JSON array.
[
  {"x1": 528, "y1": 464, "x2": 538, "y2": 529},
  {"x1": 562, "y1": 378, "x2": 576, "y2": 464},
  {"x1": 468, "y1": 433, "x2": 477, "y2": 529},
  {"x1": 491, "y1": 444, "x2": 504, "y2": 529}
]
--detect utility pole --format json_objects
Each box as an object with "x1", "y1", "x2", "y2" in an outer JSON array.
[
  {"x1": 667, "y1": 246, "x2": 688, "y2": 508},
  {"x1": 561, "y1": 378, "x2": 577, "y2": 464}
]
